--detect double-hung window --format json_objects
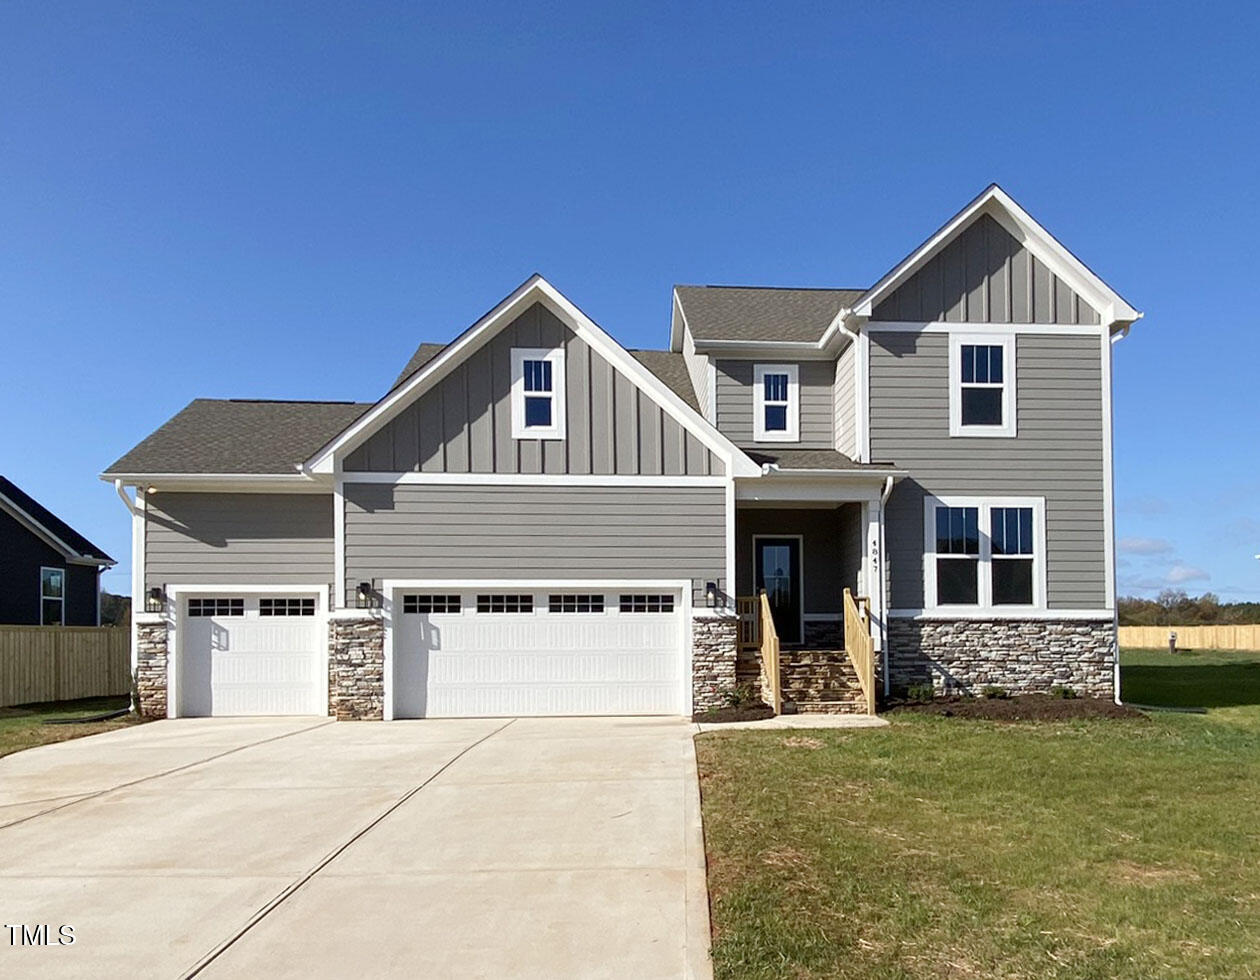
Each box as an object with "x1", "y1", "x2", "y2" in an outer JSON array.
[
  {"x1": 753, "y1": 364, "x2": 799, "y2": 441},
  {"x1": 923, "y1": 497, "x2": 1044, "y2": 610},
  {"x1": 40, "y1": 567, "x2": 64, "y2": 625},
  {"x1": 949, "y1": 334, "x2": 1016, "y2": 437},
  {"x1": 511, "y1": 347, "x2": 566, "y2": 440}
]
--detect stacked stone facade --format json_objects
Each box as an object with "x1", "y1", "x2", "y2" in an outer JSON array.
[
  {"x1": 888, "y1": 617, "x2": 1116, "y2": 698},
  {"x1": 328, "y1": 615, "x2": 385, "y2": 720},
  {"x1": 135, "y1": 618, "x2": 170, "y2": 718},
  {"x1": 691, "y1": 614, "x2": 739, "y2": 713}
]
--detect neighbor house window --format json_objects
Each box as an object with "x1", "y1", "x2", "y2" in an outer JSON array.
[
  {"x1": 923, "y1": 497, "x2": 1044, "y2": 610},
  {"x1": 511, "y1": 347, "x2": 566, "y2": 440},
  {"x1": 949, "y1": 334, "x2": 1016, "y2": 437},
  {"x1": 40, "y1": 567, "x2": 64, "y2": 625},
  {"x1": 752, "y1": 363, "x2": 799, "y2": 441}
]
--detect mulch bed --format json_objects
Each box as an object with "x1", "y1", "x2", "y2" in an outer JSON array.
[
  {"x1": 887, "y1": 694, "x2": 1147, "y2": 721},
  {"x1": 693, "y1": 704, "x2": 776, "y2": 723}
]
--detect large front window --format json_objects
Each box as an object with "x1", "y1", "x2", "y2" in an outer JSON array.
[
  {"x1": 753, "y1": 363, "x2": 799, "y2": 441},
  {"x1": 924, "y1": 497, "x2": 1043, "y2": 609}
]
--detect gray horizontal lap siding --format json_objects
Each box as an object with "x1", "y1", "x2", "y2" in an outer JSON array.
[
  {"x1": 871, "y1": 331, "x2": 1107, "y2": 610},
  {"x1": 715, "y1": 360, "x2": 834, "y2": 449},
  {"x1": 345, "y1": 302, "x2": 722, "y2": 477},
  {"x1": 144, "y1": 493, "x2": 333, "y2": 591},
  {"x1": 873, "y1": 214, "x2": 1101, "y2": 325},
  {"x1": 833, "y1": 342, "x2": 856, "y2": 457},
  {"x1": 344, "y1": 484, "x2": 726, "y2": 601}
]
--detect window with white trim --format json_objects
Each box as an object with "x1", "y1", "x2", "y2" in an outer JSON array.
[
  {"x1": 923, "y1": 497, "x2": 1044, "y2": 610},
  {"x1": 752, "y1": 363, "x2": 799, "y2": 442},
  {"x1": 40, "y1": 567, "x2": 64, "y2": 626},
  {"x1": 949, "y1": 334, "x2": 1016, "y2": 437},
  {"x1": 511, "y1": 347, "x2": 566, "y2": 440}
]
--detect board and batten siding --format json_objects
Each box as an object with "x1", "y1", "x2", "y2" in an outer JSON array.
[
  {"x1": 144, "y1": 493, "x2": 333, "y2": 591},
  {"x1": 343, "y1": 483, "x2": 726, "y2": 601},
  {"x1": 833, "y1": 341, "x2": 857, "y2": 458},
  {"x1": 872, "y1": 214, "x2": 1102, "y2": 326},
  {"x1": 714, "y1": 359, "x2": 834, "y2": 449},
  {"x1": 344, "y1": 303, "x2": 722, "y2": 477},
  {"x1": 870, "y1": 331, "x2": 1107, "y2": 610}
]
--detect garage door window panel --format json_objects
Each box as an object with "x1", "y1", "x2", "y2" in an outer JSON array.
[
  {"x1": 476, "y1": 594, "x2": 534, "y2": 613},
  {"x1": 403, "y1": 594, "x2": 461, "y2": 614}
]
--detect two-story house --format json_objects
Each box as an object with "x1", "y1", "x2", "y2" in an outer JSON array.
[{"x1": 105, "y1": 185, "x2": 1140, "y2": 719}]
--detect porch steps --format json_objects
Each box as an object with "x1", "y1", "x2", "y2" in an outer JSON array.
[{"x1": 780, "y1": 649, "x2": 869, "y2": 715}]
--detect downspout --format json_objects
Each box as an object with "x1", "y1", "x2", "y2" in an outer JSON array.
[
  {"x1": 879, "y1": 476, "x2": 894, "y2": 698},
  {"x1": 112, "y1": 480, "x2": 140, "y2": 715}
]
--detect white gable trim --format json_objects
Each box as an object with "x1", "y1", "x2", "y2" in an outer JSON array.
[
  {"x1": 850, "y1": 185, "x2": 1142, "y2": 328},
  {"x1": 305, "y1": 275, "x2": 761, "y2": 478},
  {"x1": 0, "y1": 491, "x2": 113, "y2": 566}
]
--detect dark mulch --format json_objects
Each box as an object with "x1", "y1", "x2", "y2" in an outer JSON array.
[
  {"x1": 693, "y1": 703, "x2": 776, "y2": 723},
  {"x1": 886, "y1": 694, "x2": 1147, "y2": 721}
]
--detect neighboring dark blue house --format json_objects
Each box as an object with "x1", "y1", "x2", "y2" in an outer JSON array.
[{"x1": 0, "y1": 476, "x2": 114, "y2": 626}]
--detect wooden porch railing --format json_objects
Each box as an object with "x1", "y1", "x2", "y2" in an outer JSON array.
[
  {"x1": 757, "y1": 590, "x2": 782, "y2": 714},
  {"x1": 843, "y1": 588, "x2": 877, "y2": 715},
  {"x1": 735, "y1": 595, "x2": 760, "y2": 650}
]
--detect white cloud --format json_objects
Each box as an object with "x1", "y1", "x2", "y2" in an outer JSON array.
[
  {"x1": 1166, "y1": 564, "x2": 1210, "y2": 585},
  {"x1": 1118, "y1": 536, "x2": 1174, "y2": 556}
]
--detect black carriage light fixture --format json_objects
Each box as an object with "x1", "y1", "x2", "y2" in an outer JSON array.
[
  {"x1": 146, "y1": 587, "x2": 165, "y2": 613},
  {"x1": 705, "y1": 581, "x2": 717, "y2": 606},
  {"x1": 357, "y1": 581, "x2": 372, "y2": 605}
]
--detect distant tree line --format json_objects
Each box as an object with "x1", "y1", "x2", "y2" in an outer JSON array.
[
  {"x1": 101, "y1": 592, "x2": 131, "y2": 628},
  {"x1": 1118, "y1": 590, "x2": 1260, "y2": 626}
]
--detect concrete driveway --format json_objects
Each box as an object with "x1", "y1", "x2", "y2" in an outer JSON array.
[{"x1": 0, "y1": 716, "x2": 710, "y2": 979}]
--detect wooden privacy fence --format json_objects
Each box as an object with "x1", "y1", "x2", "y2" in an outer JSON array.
[
  {"x1": 1119, "y1": 624, "x2": 1260, "y2": 652},
  {"x1": 0, "y1": 626, "x2": 130, "y2": 707}
]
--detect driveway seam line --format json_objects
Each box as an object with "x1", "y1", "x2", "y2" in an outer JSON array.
[
  {"x1": 0, "y1": 719, "x2": 335, "y2": 832},
  {"x1": 181, "y1": 717, "x2": 517, "y2": 979}
]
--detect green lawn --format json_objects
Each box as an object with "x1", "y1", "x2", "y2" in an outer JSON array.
[
  {"x1": 0, "y1": 696, "x2": 139, "y2": 759},
  {"x1": 697, "y1": 651, "x2": 1260, "y2": 979}
]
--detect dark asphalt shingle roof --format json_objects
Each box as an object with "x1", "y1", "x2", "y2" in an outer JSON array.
[
  {"x1": 103, "y1": 399, "x2": 374, "y2": 476},
  {"x1": 391, "y1": 342, "x2": 447, "y2": 391},
  {"x1": 741, "y1": 448, "x2": 891, "y2": 471},
  {"x1": 628, "y1": 350, "x2": 700, "y2": 412},
  {"x1": 674, "y1": 285, "x2": 866, "y2": 344},
  {"x1": 0, "y1": 476, "x2": 114, "y2": 562}
]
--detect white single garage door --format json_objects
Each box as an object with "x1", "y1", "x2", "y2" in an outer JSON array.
[
  {"x1": 392, "y1": 588, "x2": 685, "y2": 718},
  {"x1": 178, "y1": 593, "x2": 324, "y2": 716}
]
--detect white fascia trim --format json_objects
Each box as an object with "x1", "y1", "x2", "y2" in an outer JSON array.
[
  {"x1": 104, "y1": 473, "x2": 328, "y2": 493},
  {"x1": 948, "y1": 332, "x2": 1018, "y2": 439},
  {"x1": 692, "y1": 340, "x2": 837, "y2": 360},
  {"x1": 851, "y1": 185, "x2": 1141, "y2": 326},
  {"x1": 752, "y1": 363, "x2": 799, "y2": 442},
  {"x1": 0, "y1": 491, "x2": 96, "y2": 564},
  {"x1": 889, "y1": 608, "x2": 1116, "y2": 621},
  {"x1": 867, "y1": 321, "x2": 1109, "y2": 336},
  {"x1": 670, "y1": 289, "x2": 690, "y2": 353},
  {"x1": 735, "y1": 479, "x2": 883, "y2": 504},
  {"x1": 336, "y1": 472, "x2": 731, "y2": 487},
  {"x1": 752, "y1": 467, "x2": 905, "y2": 481},
  {"x1": 306, "y1": 275, "x2": 761, "y2": 479}
]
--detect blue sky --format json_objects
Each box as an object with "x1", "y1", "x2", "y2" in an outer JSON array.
[{"x1": 1, "y1": 2, "x2": 1257, "y2": 600}]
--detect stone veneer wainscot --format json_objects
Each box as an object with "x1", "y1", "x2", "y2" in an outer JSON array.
[
  {"x1": 328, "y1": 614, "x2": 385, "y2": 720},
  {"x1": 691, "y1": 613, "x2": 739, "y2": 713},
  {"x1": 135, "y1": 615, "x2": 169, "y2": 719},
  {"x1": 888, "y1": 617, "x2": 1116, "y2": 699}
]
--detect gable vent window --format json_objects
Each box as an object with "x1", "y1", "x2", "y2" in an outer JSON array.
[
  {"x1": 476, "y1": 593, "x2": 533, "y2": 613},
  {"x1": 188, "y1": 598, "x2": 245, "y2": 617},
  {"x1": 259, "y1": 597, "x2": 316, "y2": 617},
  {"x1": 619, "y1": 593, "x2": 675, "y2": 613},
  {"x1": 511, "y1": 348, "x2": 566, "y2": 440},
  {"x1": 549, "y1": 593, "x2": 605, "y2": 613},
  {"x1": 403, "y1": 594, "x2": 461, "y2": 615},
  {"x1": 950, "y1": 334, "x2": 1016, "y2": 437},
  {"x1": 753, "y1": 364, "x2": 799, "y2": 442}
]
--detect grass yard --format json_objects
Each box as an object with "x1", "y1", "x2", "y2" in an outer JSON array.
[
  {"x1": 0, "y1": 696, "x2": 140, "y2": 759},
  {"x1": 697, "y1": 650, "x2": 1260, "y2": 979}
]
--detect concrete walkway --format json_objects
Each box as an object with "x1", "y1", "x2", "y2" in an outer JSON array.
[
  {"x1": 0, "y1": 716, "x2": 710, "y2": 979},
  {"x1": 694, "y1": 713, "x2": 888, "y2": 733}
]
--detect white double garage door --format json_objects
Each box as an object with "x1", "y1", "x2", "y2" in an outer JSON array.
[{"x1": 175, "y1": 586, "x2": 687, "y2": 718}]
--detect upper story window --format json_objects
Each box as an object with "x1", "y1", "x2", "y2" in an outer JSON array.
[
  {"x1": 923, "y1": 496, "x2": 1044, "y2": 611},
  {"x1": 511, "y1": 347, "x2": 566, "y2": 440},
  {"x1": 753, "y1": 363, "x2": 799, "y2": 442},
  {"x1": 40, "y1": 567, "x2": 64, "y2": 625},
  {"x1": 949, "y1": 334, "x2": 1016, "y2": 438}
]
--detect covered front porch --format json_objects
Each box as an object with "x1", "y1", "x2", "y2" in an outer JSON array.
[{"x1": 731, "y1": 463, "x2": 898, "y2": 715}]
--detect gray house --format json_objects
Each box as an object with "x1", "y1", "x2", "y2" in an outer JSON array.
[{"x1": 105, "y1": 185, "x2": 1140, "y2": 720}]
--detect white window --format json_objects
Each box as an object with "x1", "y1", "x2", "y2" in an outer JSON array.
[
  {"x1": 949, "y1": 334, "x2": 1016, "y2": 437},
  {"x1": 511, "y1": 347, "x2": 566, "y2": 440},
  {"x1": 923, "y1": 496, "x2": 1045, "y2": 610},
  {"x1": 40, "y1": 567, "x2": 64, "y2": 625},
  {"x1": 753, "y1": 363, "x2": 799, "y2": 442}
]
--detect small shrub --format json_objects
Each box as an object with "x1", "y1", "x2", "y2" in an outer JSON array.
[
  {"x1": 1050, "y1": 685, "x2": 1078, "y2": 700},
  {"x1": 906, "y1": 683, "x2": 935, "y2": 702},
  {"x1": 722, "y1": 683, "x2": 760, "y2": 709},
  {"x1": 981, "y1": 686, "x2": 1008, "y2": 700}
]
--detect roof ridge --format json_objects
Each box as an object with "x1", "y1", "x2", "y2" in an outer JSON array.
[
  {"x1": 675, "y1": 284, "x2": 868, "y2": 292},
  {"x1": 201, "y1": 398, "x2": 372, "y2": 406}
]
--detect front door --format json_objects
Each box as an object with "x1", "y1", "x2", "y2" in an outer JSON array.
[{"x1": 754, "y1": 537, "x2": 802, "y2": 644}]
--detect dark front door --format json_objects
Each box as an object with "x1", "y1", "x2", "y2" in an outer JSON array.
[{"x1": 754, "y1": 537, "x2": 802, "y2": 644}]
